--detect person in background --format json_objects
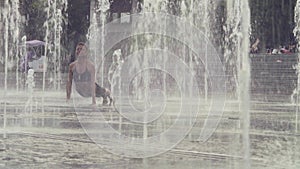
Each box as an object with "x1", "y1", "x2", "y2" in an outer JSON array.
[
  {"x1": 250, "y1": 38, "x2": 260, "y2": 53},
  {"x1": 280, "y1": 46, "x2": 291, "y2": 54},
  {"x1": 19, "y1": 48, "x2": 35, "y2": 73}
]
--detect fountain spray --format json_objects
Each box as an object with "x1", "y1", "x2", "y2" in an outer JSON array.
[
  {"x1": 3, "y1": 0, "x2": 9, "y2": 140},
  {"x1": 293, "y1": 0, "x2": 300, "y2": 133}
]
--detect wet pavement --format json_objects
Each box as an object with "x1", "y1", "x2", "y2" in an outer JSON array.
[{"x1": 0, "y1": 90, "x2": 299, "y2": 169}]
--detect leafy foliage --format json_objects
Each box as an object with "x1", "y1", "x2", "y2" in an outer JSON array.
[
  {"x1": 250, "y1": 0, "x2": 297, "y2": 51},
  {"x1": 20, "y1": 0, "x2": 47, "y2": 40}
]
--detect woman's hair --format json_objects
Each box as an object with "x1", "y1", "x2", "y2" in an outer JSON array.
[
  {"x1": 77, "y1": 42, "x2": 86, "y2": 46},
  {"x1": 76, "y1": 42, "x2": 89, "y2": 52}
]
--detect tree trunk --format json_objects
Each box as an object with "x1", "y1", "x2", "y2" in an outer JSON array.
[{"x1": 272, "y1": 1, "x2": 276, "y2": 47}]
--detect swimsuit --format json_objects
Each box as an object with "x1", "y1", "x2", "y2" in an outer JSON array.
[
  {"x1": 73, "y1": 66, "x2": 92, "y2": 97},
  {"x1": 73, "y1": 67, "x2": 91, "y2": 82},
  {"x1": 73, "y1": 65, "x2": 113, "y2": 104}
]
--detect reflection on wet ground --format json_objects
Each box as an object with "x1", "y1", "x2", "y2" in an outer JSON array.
[{"x1": 0, "y1": 91, "x2": 299, "y2": 168}]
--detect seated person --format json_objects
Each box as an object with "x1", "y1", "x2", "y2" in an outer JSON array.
[
  {"x1": 280, "y1": 46, "x2": 291, "y2": 54},
  {"x1": 66, "y1": 42, "x2": 113, "y2": 105}
]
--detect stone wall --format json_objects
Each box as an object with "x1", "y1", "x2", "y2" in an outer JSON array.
[{"x1": 250, "y1": 54, "x2": 298, "y2": 95}]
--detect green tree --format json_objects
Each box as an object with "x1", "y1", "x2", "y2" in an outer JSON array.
[
  {"x1": 20, "y1": 0, "x2": 47, "y2": 40},
  {"x1": 250, "y1": 0, "x2": 297, "y2": 51},
  {"x1": 66, "y1": 0, "x2": 90, "y2": 55}
]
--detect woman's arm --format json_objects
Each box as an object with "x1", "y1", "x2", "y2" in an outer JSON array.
[
  {"x1": 66, "y1": 63, "x2": 74, "y2": 101},
  {"x1": 89, "y1": 62, "x2": 96, "y2": 105}
]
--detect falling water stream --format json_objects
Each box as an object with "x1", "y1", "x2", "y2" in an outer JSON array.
[
  {"x1": 43, "y1": 0, "x2": 67, "y2": 91},
  {"x1": 1, "y1": 0, "x2": 23, "y2": 139},
  {"x1": 87, "y1": 0, "x2": 250, "y2": 164},
  {"x1": 226, "y1": 0, "x2": 251, "y2": 168},
  {"x1": 294, "y1": 0, "x2": 300, "y2": 133},
  {"x1": 3, "y1": 0, "x2": 9, "y2": 140}
]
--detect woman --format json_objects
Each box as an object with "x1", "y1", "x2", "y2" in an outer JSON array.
[{"x1": 66, "y1": 42, "x2": 113, "y2": 105}]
